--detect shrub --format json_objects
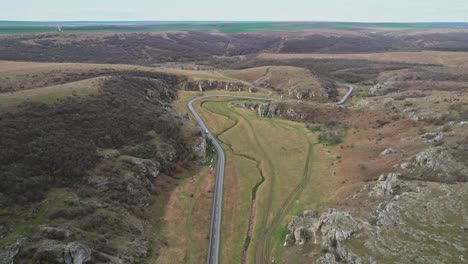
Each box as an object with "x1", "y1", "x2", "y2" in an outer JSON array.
[
  {"x1": 0, "y1": 75, "x2": 195, "y2": 204},
  {"x1": 318, "y1": 131, "x2": 343, "y2": 146}
]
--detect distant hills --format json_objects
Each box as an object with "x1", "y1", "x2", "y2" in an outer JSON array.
[{"x1": 1, "y1": 21, "x2": 468, "y2": 34}]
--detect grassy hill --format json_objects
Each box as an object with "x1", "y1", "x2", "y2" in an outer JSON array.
[
  {"x1": 0, "y1": 63, "x2": 208, "y2": 263},
  {"x1": 225, "y1": 66, "x2": 331, "y2": 100}
]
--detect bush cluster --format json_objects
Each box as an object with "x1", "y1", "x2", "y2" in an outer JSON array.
[{"x1": 0, "y1": 75, "x2": 193, "y2": 204}]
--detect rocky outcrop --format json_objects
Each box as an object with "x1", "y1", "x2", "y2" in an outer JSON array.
[
  {"x1": 115, "y1": 156, "x2": 162, "y2": 206},
  {"x1": 228, "y1": 101, "x2": 260, "y2": 111},
  {"x1": 284, "y1": 209, "x2": 364, "y2": 263},
  {"x1": 228, "y1": 102, "x2": 275, "y2": 118},
  {"x1": 231, "y1": 101, "x2": 344, "y2": 123},
  {"x1": 26, "y1": 240, "x2": 92, "y2": 264},
  {"x1": 400, "y1": 162, "x2": 411, "y2": 169},
  {"x1": 368, "y1": 173, "x2": 402, "y2": 197},
  {"x1": 120, "y1": 155, "x2": 160, "y2": 178},
  {"x1": 230, "y1": 101, "x2": 331, "y2": 122},
  {"x1": 191, "y1": 132, "x2": 207, "y2": 164},
  {"x1": 284, "y1": 210, "x2": 320, "y2": 247},
  {"x1": 380, "y1": 148, "x2": 399, "y2": 155},
  {"x1": 258, "y1": 103, "x2": 281, "y2": 118},
  {"x1": 411, "y1": 147, "x2": 468, "y2": 182},
  {"x1": 420, "y1": 132, "x2": 444, "y2": 144},
  {"x1": 372, "y1": 198, "x2": 403, "y2": 226},
  {"x1": 367, "y1": 181, "x2": 468, "y2": 262},
  {"x1": 289, "y1": 89, "x2": 329, "y2": 100},
  {"x1": 0, "y1": 240, "x2": 22, "y2": 264},
  {"x1": 64, "y1": 242, "x2": 92, "y2": 264},
  {"x1": 180, "y1": 80, "x2": 254, "y2": 92},
  {"x1": 287, "y1": 179, "x2": 468, "y2": 263}
]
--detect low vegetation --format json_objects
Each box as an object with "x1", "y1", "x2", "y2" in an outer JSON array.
[
  {"x1": 0, "y1": 76, "x2": 189, "y2": 204},
  {"x1": 0, "y1": 73, "x2": 205, "y2": 263},
  {"x1": 2, "y1": 30, "x2": 468, "y2": 66}
]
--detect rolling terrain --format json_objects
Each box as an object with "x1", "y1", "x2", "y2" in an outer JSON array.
[{"x1": 0, "y1": 27, "x2": 467, "y2": 264}]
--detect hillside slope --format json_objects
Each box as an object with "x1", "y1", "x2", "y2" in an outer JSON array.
[
  {"x1": 0, "y1": 72, "x2": 206, "y2": 263},
  {"x1": 225, "y1": 66, "x2": 336, "y2": 100}
]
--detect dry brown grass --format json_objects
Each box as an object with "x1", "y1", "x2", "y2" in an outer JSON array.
[
  {"x1": 0, "y1": 60, "x2": 232, "y2": 92},
  {"x1": 155, "y1": 167, "x2": 213, "y2": 264},
  {"x1": 336, "y1": 111, "x2": 426, "y2": 191}
]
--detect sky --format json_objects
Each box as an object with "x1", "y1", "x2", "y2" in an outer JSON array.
[{"x1": 1, "y1": 0, "x2": 468, "y2": 22}]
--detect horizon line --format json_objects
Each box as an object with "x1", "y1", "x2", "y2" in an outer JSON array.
[{"x1": 1, "y1": 20, "x2": 467, "y2": 24}]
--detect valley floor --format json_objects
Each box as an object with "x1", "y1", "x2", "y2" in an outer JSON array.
[{"x1": 171, "y1": 92, "x2": 345, "y2": 263}]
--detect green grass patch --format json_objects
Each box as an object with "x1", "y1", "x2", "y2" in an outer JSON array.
[
  {"x1": 0, "y1": 77, "x2": 103, "y2": 112},
  {"x1": 199, "y1": 98, "x2": 318, "y2": 263}
]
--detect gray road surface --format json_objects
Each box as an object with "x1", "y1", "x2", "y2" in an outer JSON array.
[{"x1": 336, "y1": 86, "x2": 354, "y2": 105}]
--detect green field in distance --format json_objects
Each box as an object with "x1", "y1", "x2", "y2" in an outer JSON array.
[{"x1": 1, "y1": 21, "x2": 468, "y2": 34}]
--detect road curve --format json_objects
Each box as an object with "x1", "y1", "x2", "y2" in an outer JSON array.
[
  {"x1": 336, "y1": 85, "x2": 354, "y2": 105},
  {"x1": 187, "y1": 87, "x2": 352, "y2": 264},
  {"x1": 187, "y1": 95, "x2": 272, "y2": 264}
]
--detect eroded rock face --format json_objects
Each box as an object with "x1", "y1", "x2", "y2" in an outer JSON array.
[
  {"x1": 319, "y1": 209, "x2": 361, "y2": 243},
  {"x1": 284, "y1": 209, "x2": 363, "y2": 263},
  {"x1": 369, "y1": 173, "x2": 402, "y2": 197},
  {"x1": 231, "y1": 101, "x2": 343, "y2": 123},
  {"x1": 412, "y1": 147, "x2": 468, "y2": 182},
  {"x1": 289, "y1": 89, "x2": 329, "y2": 100},
  {"x1": 372, "y1": 198, "x2": 403, "y2": 226},
  {"x1": 284, "y1": 210, "x2": 320, "y2": 247},
  {"x1": 228, "y1": 101, "x2": 259, "y2": 111},
  {"x1": 258, "y1": 103, "x2": 280, "y2": 118},
  {"x1": 89, "y1": 154, "x2": 164, "y2": 209},
  {"x1": 180, "y1": 80, "x2": 253, "y2": 92},
  {"x1": 0, "y1": 240, "x2": 21, "y2": 264},
  {"x1": 64, "y1": 242, "x2": 92, "y2": 264},
  {"x1": 120, "y1": 155, "x2": 161, "y2": 178},
  {"x1": 257, "y1": 103, "x2": 314, "y2": 120},
  {"x1": 26, "y1": 240, "x2": 92, "y2": 264}
]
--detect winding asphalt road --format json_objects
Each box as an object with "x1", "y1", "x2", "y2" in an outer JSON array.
[
  {"x1": 336, "y1": 85, "x2": 354, "y2": 105},
  {"x1": 187, "y1": 86, "x2": 352, "y2": 264},
  {"x1": 188, "y1": 95, "x2": 272, "y2": 264}
]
